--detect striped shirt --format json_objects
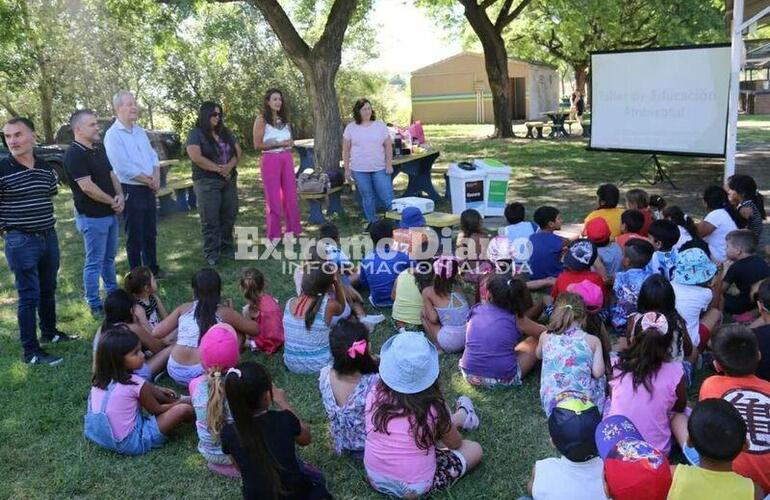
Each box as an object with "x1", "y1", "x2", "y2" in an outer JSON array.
[
  {"x1": 738, "y1": 199, "x2": 764, "y2": 240},
  {"x1": 0, "y1": 155, "x2": 58, "y2": 232}
]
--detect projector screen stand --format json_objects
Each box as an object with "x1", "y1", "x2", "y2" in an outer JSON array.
[{"x1": 619, "y1": 154, "x2": 678, "y2": 190}]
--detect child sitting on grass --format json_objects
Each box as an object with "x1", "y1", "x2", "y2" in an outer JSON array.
[
  {"x1": 672, "y1": 247, "x2": 722, "y2": 363},
  {"x1": 85, "y1": 327, "x2": 193, "y2": 455},
  {"x1": 625, "y1": 188, "x2": 652, "y2": 236},
  {"x1": 94, "y1": 289, "x2": 172, "y2": 381},
  {"x1": 647, "y1": 219, "x2": 680, "y2": 280},
  {"x1": 529, "y1": 206, "x2": 566, "y2": 280},
  {"x1": 662, "y1": 205, "x2": 699, "y2": 251},
  {"x1": 222, "y1": 361, "x2": 332, "y2": 499},
  {"x1": 460, "y1": 275, "x2": 544, "y2": 388},
  {"x1": 527, "y1": 393, "x2": 605, "y2": 500},
  {"x1": 610, "y1": 239, "x2": 653, "y2": 331},
  {"x1": 240, "y1": 267, "x2": 284, "y2": 354},
  {"x1": 393, "y1": 207, "x2": 430, "y2": 259},
  {"x1": 583, "y1": 183, "x2": 625, "y2": 240},
  {"x1": 595, "y1": 415, "x2": 672, "y2": 500},
  {"x1": 699, "y1": 324, "x2": 770, "y2": 493},
  {"x1": 537, "y1": 292, "x2": 606, "y2": 415},
  {"x1": 456, "y1": 208, "x2": 492, "y2": 286},
  {"x1": 283, "y1": 266, "x2": 345, "y2": 374},
  {"x1": 606, "y1": 312, "x2": 689, "y2": 456},
  {"x1": 722, "y1": 230, "x2": 770, "y2": 319},
  {"x1": 364, "y1": 332, "x2": 482, "y2": 498},
  {"x1": 319, "y1": 319, "x2": 379, "y2": 459},
  {"x1": 392, "y1": 258, "x2": 433, "y2": 330},
  {"x1": 698, "y1": 185, "x2": 741, "y2": 263},
  {"x1": 551, "y1": 239, "x2": 606, "y2": 304},
  {"x1": 727, "y1": 173, "x2": 766, "y2": 241},
  {"x1": 650, "y1": 194, "x2": 666, "y2": 220},
  {"x1": 500, "y1": 201, "x2": 537, "y2": 245},
  {"x1": 668, "y1": 398, "x2": 763, "y2": 500},
  {"x1": 359, "y1": 219, "x2": 411, "y2": 307},
  {"x1": 615, "y1": 209, "x2": 648, "y2": 249},
  {"x1": 422, "y1": 256, "x2": 471, "y2": 353},
  {"x1": 124, "y1": 266, "x2": 168, "y2": 330},
  {"x1": 189, "y1": 324, "x2": 241, "y2": 477},
  {"x1": 585, "y1": 217, "x2": 623, "y2": 278}
]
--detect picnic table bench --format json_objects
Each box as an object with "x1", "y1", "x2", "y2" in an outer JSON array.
[
  {"x1": 385, "y1": 210, "x2": 460, "y2": 231},
  {"x1": 157, "y1": 178, "x2": 196, "y2": 216},
  {"x1": 524, "y1": 121, "x2": 547, "y2": 139},
  {"x1": 299, "y1": 184, "x2": 346, "y2": 224}
]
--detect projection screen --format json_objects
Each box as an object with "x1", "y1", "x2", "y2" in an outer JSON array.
[{"x1": 589, "y1": 44, "x2": 731, "y2": 157}]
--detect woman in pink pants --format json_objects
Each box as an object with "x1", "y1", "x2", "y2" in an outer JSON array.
[{"x1": 253, "y1": 88, "x2": 302, "y2": 240}]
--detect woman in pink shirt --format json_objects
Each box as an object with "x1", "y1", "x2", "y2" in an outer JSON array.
[
  {"x1": 342, "y1": 98, "x2": 393, "y2": 226},
  {"x1": 364, "y1": 332, "x2": 482, "y2": 497}
]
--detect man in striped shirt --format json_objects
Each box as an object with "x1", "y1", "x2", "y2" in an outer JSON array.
[{"x1": 1, "y1": 118, "x2": 76, "y2": 365}]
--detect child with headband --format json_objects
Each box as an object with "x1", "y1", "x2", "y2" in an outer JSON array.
[{"x1": 318, "y1": 319, "x2": 379, "y2": 459}]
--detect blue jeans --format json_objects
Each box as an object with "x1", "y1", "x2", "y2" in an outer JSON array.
[
  {"x1": 3, "y1": 229, "x2": 60, "y2": 355},
  {"x1": 122, "y1": 184, "x2": 158, "y2": 273},
  {"x1": 352, "y1": 169, "x2": 394, "y2": 223},
  {"x1": 75, "y1": 213, "x2": 119, "y2": 310}
]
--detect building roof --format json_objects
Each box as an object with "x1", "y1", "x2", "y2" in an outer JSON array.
[{"x1": 411, "y1": 51, "x2": 557, "y2": 75}]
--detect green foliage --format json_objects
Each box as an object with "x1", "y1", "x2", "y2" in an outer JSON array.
[{"x1": 506, "y1": 0, "x2": 726, "y2": 76}]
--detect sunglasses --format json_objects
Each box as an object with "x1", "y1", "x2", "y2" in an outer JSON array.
[{"x1": 210, "y1": 112, "x2": 221, "y2": 117}]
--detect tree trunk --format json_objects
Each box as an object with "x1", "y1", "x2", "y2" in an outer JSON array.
[
  {"x1": 305, "y1": 61, "x2": 343, "y2": 170},
  {"x1": 574, "y1": 63, "x2": 588, "y2": 97},
  {"x1": 37, "y1": 81, "x2": 54, "y2": 144},
  {"x1": 483, "y1": 38, "x2": 514, "y2": 138},
  {"x1": 459, "y1": 0, "x2": 517, "y2": 138}
]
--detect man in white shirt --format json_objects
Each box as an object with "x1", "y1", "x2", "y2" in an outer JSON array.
[{"x1": 104, "y1": 91, "x2": 165, "y2": 278}]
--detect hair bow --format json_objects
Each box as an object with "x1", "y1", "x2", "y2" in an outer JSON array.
[
  {"x1": 433, "y1": 256, "x2": 459, "y2": 279},
  {"x1": 640, "y1": 312, "x2": 668, "y2": 335},
  {"x1": 227, "y1": 367, "x2": 242, "y2": 378},
  {"x1": 347, "y1": 339, "x2": 367, "y2": 359}
]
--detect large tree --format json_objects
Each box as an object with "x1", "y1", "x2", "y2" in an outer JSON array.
[
  {"x1": 421, "y1": 0, "x2": 532, "y2": 138},
  {"x1": 509, "y1": 0, "x2": 725, "y2": 97}
]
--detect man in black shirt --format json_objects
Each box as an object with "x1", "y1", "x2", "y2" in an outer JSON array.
[
  {"x1": 64, "y1": 110, "x2": 124, "y2": 317},
  {"x1": 1, "y1": 118, "x2": 76, "y2": 365}
]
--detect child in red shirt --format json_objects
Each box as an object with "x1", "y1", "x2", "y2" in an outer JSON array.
[
  {"x1": 615, "y1": 209, "x2": 649, "y2": 250},
  {"x1": 626, "y1": 188, "x2": 653, "y2": 236}
]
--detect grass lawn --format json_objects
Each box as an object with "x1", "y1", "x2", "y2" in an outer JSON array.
[{"x1": 0, "y1": 117, "x2": 766, "y2": 499}]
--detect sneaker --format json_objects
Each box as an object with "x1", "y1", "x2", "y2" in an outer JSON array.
[
  {"x1": 456, "y1": 396, "x2": 480, "y2": 431},
  {"x1": 682, "y1": 443, "x2": 701, "y2": 466},
  {"x1": 23, "y1": 350, "x2": 63, "y2": 366},
  {"x1": 41, "y1": 330, "x2": 79, "y2": 343},
  {"x1": 360, "y1": 314, "x2": 386, "y2": 332},
  {"x1": 154, "y1": 269, "x2": 169, "y2": 280}
]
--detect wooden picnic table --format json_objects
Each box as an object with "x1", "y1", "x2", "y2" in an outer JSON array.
[{"x1": 542, "y1": 110, "x2": 571, "y2": 138}]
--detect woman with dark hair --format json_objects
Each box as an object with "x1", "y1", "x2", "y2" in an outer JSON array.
[
  {"x1": 697, "y1": 185, "x2": 740, "y2": 263},
  {"x1": 342, "y1": 98, "x2": 393, "y2": 227},
  {"x1": 186, "y1": 101, "x2": 241, "y2": 266},
  {"x1": 253, "y1": 89, "x2": 301, "y2": 242}
]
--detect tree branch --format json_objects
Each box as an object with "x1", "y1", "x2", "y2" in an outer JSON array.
[
  {"x1": 501, "y1": 0, "x2": 532, "y2": 28},
  {"x1": 494, "y1": 0, "x2": 514, "y2": 29},
  {"x1": 479, "y1": 0, "x2": 497, "y2": 10},
  {"x1": 246, "y1": 0, "x2": 311, "y2": 66},
  {"x1": 313, "y1": 0, "x2": 358, "y2": 61}
]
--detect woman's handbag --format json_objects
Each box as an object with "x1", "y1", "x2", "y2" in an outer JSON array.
[{"x1": 297, "y1": 169, "x2": 330, "y2": 194}]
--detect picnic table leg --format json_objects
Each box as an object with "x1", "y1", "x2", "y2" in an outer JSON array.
[
  {"x1": 525, "y1": 125, "x2": 535, "y2": 139},
  {"x1": 175, "y1": 188, "x2": 190, "y2": 212},
  {"x1": 306, "y1": 199, "x2": 325, "y2": 224},
  {"x1": 187, "y1": 187, "x2": 197, "y2": 210},
  {"x1": 402, "y1": 174, "x2": 441, "y2": 202}
]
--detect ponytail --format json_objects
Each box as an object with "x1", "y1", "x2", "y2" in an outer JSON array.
[
  {"x1": 298, "y1": 267, "x2": 334, "y2": 329},
  {"x1": 663, "y1": 205, "x2": 700, "y2": 242},
  {"x1": 240, "y1": 268, "x2": 265, "y2": 315},
  {"x1": 548, "y1": 292, "x2": 586, "y2": 334},
  {"x1": 225, "y1": 362, "x2": 282, "y2": 499},
  {"x1": 304, "y1": 294, "x2": 323, "y2": 330},
  {"x1": 206, "y1": 369, "x2": 227, "y2": 441}
]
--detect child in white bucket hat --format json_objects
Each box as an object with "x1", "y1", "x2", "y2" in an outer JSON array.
[{"x1": 363, "y1": 332, "x2": 483, "y2": 498}]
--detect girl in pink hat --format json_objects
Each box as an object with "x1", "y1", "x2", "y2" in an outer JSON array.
[{"x1": 189, "y1": 323, "x2": 241, "y2": 477}]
